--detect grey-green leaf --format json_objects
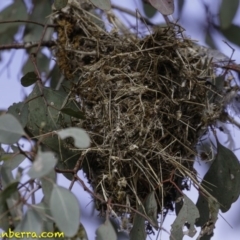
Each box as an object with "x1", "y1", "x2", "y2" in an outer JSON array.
[
  {"x1": 219, "y1": 0, "x2": 239, "y2": 29},
  {"x1": 129, "y1": 205, "x2": 146, "y2": 240},
  {"x1": 96, "y1": 219, "x2": 117, "y2": 240},
  {"x1": 15, "y1": 208, "x2": 43, "y2": 237},
  {"x1": 170, "y1": 195, "x2": 199, "y2": 240},
  {"x1": 61, "y1": 107, "x2": 85, "y2": 119},
  {"x1": 41, "y1": 169, "x2": 56, "y2": 204},
  {"x1": 21, "y1": 72, "x2": 38, "y2": 87},
  {"x1": 196, "y1": 141, "x2": 240, "y2": 227},
  {"x1": 144, "y1": 191, "x2": 158, "y2": 229},
  {"x1": 2, "y1": 154, "x2": 26, "y2": 170},
  {"x1": 90, "y1": 0, "x2": 111, "y2": 11},
  {"x1": 149, "y1": 0, "x2": 174, "y2": 15},
  {"x1": 28, "y1": 150, "x2": 57, "y2": 179},
  {"x1": 203, "y1": 141, "x2": 240, "y2": 212},
  {"x1": 8, "y1": 102, "x2": 29, "y2": 128},
  {"x1": 142, "y1": 0, "x2": 157, "y2": 18},
  {"x1": 50, "y1": 185, "x2": 80, "y2": 237},
  {"x1": 0, "y1": 114, "x2": 25, "y2": 144},
  {"x1": 221, "y1": 24, "x2": 240, "y2": 46},
  {"x1": 0, "y1": 181, "x2": 19, "y2": 203},
  {"x1": 57, "y1": 127, "x2": 91, "y2": 148},
  {"x1": 54, "y1": 0, "x2": 68, "y2": 10}
]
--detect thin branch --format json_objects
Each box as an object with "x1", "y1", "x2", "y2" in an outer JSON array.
[
  {"x1": 111, "y1": 3, "x2": 154, "y2": 26},
  {"x1": 0, "y1": 19, "x2": 56, "y2": 28},
  {"x1": 0, "y1": 40, "x2": 56, "y2": 50},
  {"x1": 35, "y1": 21, "x2": 50, "y2": 54}
]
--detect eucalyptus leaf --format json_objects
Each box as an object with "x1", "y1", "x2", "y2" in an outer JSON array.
[
  {"x1": 8, "y1": 102, "x2": 29, "y2": 128},
  {"x1": 196, "y1": 141, "x2": 240, "y2": 227},
  {"x1": 219, "y1": 0, "x2": 239, "y2": 29},
  {"x1": 142, "y1": 0, "x2": 157, "y2": 18},
  {"x1": 144, "y1": 191, "x2": 158, "y2": 229},
  {"x1": 60, "y1": 107, "x2": 85, "y2": 119},
  {"x1": 0, "y1": 1, "x2": 27, "y2": 34},
  {"x1": 0, "y1": 164, "x2": 15, "y2": 188},
  {"x1": 14, "y1": 208, "x2": 43, "y2": 237},
  {"x1": 21, "y1": 72, "x2": 38, "y2": 87},
  {"x1": 129, "y1": 205, "x2": 146, "y2": 240},
  {"x1": 0, "y1": 197, "x2": 10, "y2": 231},
  {"x1": 96, "y1": 219, "x2": 117, "y2": 240},
  {"x1": 170, "y1": 195, "x2": 199, "y2": 240},
  {"x1": 0, "y1": 114, "x2": 25, "y2": 144},
  {"x1": 1, "y1": 154, "x2": 26, "y2": 170},
  {"x1": 50, "y1": 185, "x2": 80, "y2": 237},
  {"x1": 149, "y1": 0, "x2": 174, "y2": 15},
  {"x1": 221, "y1": 24, "x2": 240, "y2": 46},
  {"x1": 90, "y1": 0, "x2": 111, "y2": 11},
  {"x1": 54, "y1": 0, "x2": 68, "y2": 10},
  {"x1": 57, "y1": 127, "x2": 91, "y2": 149},
  {"x1": 6, "y1": 197, "x2": 23, "y2": 227},
  {"x1": 28, "y1": 150, "x2": 57, "y2": 179},
  {"x1": 41, "y1": 169, "x2": 56, "y2": 204},
  {"x1": 0, "y1": 181, "x2": 19, "y2": 203}
]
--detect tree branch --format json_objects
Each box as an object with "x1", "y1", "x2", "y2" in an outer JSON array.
[
  {"x1": 0, "y1": 19, "x2": 56, "y2": 28},
  {"x1": 0, "y1": 40, "x2": 56, "y2": 50},
  {"x1": 111, "y1": 3, "x2": 154, "y2": 26}
]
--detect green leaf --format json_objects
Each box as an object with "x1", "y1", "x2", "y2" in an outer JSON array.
[
  {"x1": 0, "y1": 25, "x2": 19, "y2": 46},
  {"x1": 54, "y1": 0, "x2": 68, "y2": 10},
  {"x1": 149, "y1": 0, "x2": 174, "y2": 15},
  {"x1": 177, "y1": 0, "x2": 185, "y2": 16},
  {"x1": 219, "y1": 0, "x2": 239, "y2": 29},
  {"x1": 221, "y1": 24, "x2": 240, "y2": 46},
  {"x1": 170, "y1": 195, "x2": 199, "y2": 240},
  {"x1": 22, "y1": 53, "x2": 50, "y2": 75},
  {"x1": 8, "y1": 102, "x2": 29, "y2": 128},
  {"x1": 129, "y1": 205, "x2": 146, "y2": 240},
  {"x1": 0, "y1": 114, "x2": 25, "y2": 144},
  {"x1": 23, "y1": 0, "x2": 52, "y2": 42},
  {"x1": 21, "y1": 72, "x2": 38, "y2": 87},
  {"x1": 142, "y1": 1, "x2": 157, "y2": 18},
  {"x1": 1, "y1": 154, "x2": 25, "y2": 170},
  {"x1": 96, "y1": 219, "x2": 117, "y2": 240},
  {"x1": 0, "y1": 1, "x2": 27, "y2": 34},
  {"x1": 25, "y1": 71, "x2": 86, "y2": 176},
  {"x1": 205, "y1": 141, "x2": 240, "y2": 212},
  {"x1": 41, "y1": 169, "x2": 56, "y2": 204},
  {"x1": 60, "y1": 107, "x2": 85, "y2": 119},
  {"x1": 89, "y1": 0, "x2": 111, "y2": 11},
  {"x1": 6, "y1": 197, "x2": 23, "y2": 227},
  {"x1": 144, "y1": 191, "x2": 158, "y2": 229},
  {"x1": 28, "y1": 150, "x2": 57, "y2": 179},
  {"x1": 0, "y1": 181, "x2": 19, "y2": 203},
  {"x1": 0, "y1": 164, "x2": 15, "y2": 188},
  {"x1": 196, "y1": 141, "x2": 240, "y2": 226},
  {"x1": 0, "y1": 197, "x2": 10, "y2": 231},
  {"x1": 50, "y1": 185, "x2": 80, "y2": 237},
  {"x1": 57, "y1": 127, "x2": 91, "y2": 149},
  {"x1": 14, "y1": 208, "x2": 43, "y2": 236}
]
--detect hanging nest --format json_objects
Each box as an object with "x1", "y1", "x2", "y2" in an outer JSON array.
[{"x1": 52, "y1": 2, "x2": 230, "y2": 229}]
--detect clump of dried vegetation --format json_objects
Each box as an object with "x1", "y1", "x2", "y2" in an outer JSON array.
[{"x1": 52, "y1": 1, "x2": 234, "y2": 229}]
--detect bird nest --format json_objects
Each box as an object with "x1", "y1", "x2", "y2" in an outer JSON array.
[{"x1": 52, "y1": 3, "x2": 227, "y2": 227}]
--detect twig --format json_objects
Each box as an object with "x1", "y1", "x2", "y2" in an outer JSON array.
[
  {"x1": 111, "y1": 3, "x2": 154, "y2": 26},
  {"x1": 0, "y1": 41, "x2": 56, "y2": 50},
  {"x1": 35, "y1": 21, "x2": 49, "y2": 55},
  {"x1": 0, "y1": 19, "x2": 56, "y2": 28}
]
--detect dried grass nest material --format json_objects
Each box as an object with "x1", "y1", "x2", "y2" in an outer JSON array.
[{"x1": 53, "y1": 5, "x2": 225, "y2": 221}]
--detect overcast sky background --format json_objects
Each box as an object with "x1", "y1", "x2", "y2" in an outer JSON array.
[{"x1": 0, "y1": 0, "x2": 240, "y2": 239}]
